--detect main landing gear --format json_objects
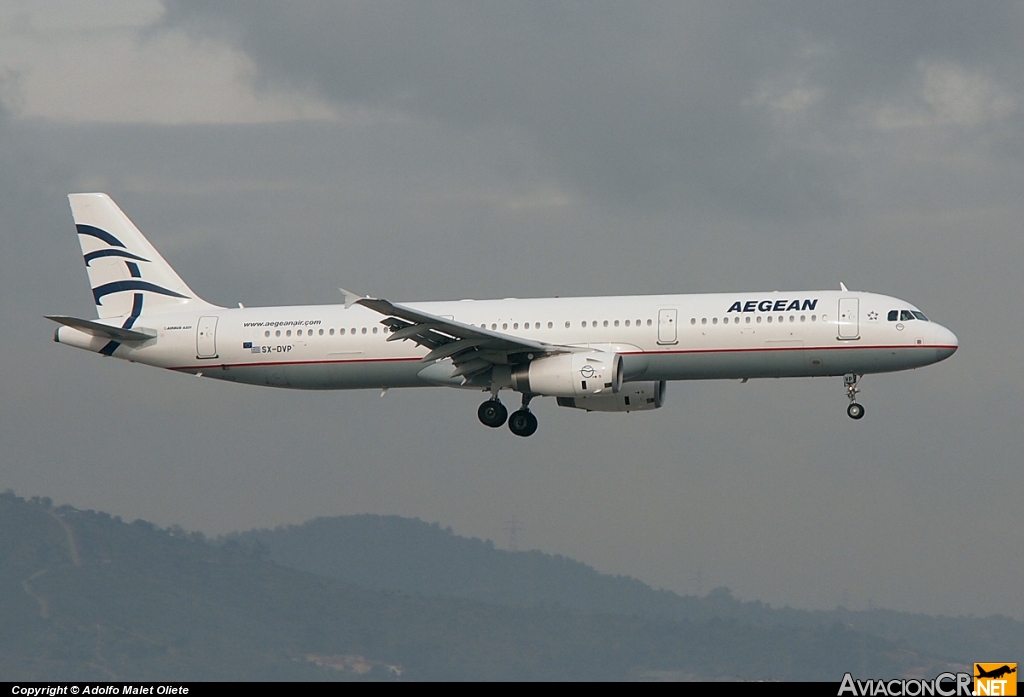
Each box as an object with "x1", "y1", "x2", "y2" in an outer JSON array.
[
  {"x1": 844, "y1": 373, "x2": 865, "y2": 420},
  {"x1": 477, "y1": 394, "x2": 538, "y2": 437},
  {"x1": 478, "y1": 399, "x2": 508, "y2": 428}
]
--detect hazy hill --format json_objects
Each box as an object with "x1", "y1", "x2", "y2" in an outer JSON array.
[
  {"x1": 231, "y1": 514, "x2": 1024, "y2": 666},
  {"x1": 228, "y1": 514, "x2": 706, "y2": 619},
  {"x1": 0, "y1": 492, "x2": 1012, "y2": 680}
]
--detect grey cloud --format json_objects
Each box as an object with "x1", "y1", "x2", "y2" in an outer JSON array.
[
  {"x1": 157, "y1": 2, "x2": 835, "y2": 214},
  {"x1": 160, "y1": 2, "x2": 1024, "y2": 219}
]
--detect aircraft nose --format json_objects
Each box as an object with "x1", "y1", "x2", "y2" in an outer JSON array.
[{"x1": 935, "y1": 324, "x2": 958, "y2": 360}]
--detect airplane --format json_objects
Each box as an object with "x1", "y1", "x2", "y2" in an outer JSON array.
[
  {"x1": 49, "y1": 193, "x2": 958, "y2": 437},
  {"x1": 975, "y1": 665, "x2": 1016, "y2": 680}
]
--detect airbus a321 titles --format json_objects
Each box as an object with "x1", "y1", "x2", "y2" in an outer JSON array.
[{"x1": 49, "y1": 194, "x2": 958, "y2": 437}]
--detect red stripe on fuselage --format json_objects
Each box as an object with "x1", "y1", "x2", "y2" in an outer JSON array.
[{"x1": 166, "y1": 344, "x2": 955, "y2": 372}]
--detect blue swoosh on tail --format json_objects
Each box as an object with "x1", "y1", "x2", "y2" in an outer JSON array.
[
  {"x1": 84, "y1": 249, "x2": 150, "y2": 266},
  {"x1": 76, "y1": 224, "x2": 125, "y2": 248},
  {"x1": 93, "y1": 280, "x2": 188, "y2": 305}
]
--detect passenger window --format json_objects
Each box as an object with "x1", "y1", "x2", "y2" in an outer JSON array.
[
  {"x1": 691, "y1": 318, "x2": 696, "y2": 325},
  {"x1": 565, "y1": 321, "x2": 570, "y2": 328},
  {"x1": 603, "y1": 320, "x2": 609, "y2": 327},
  {"x1": 361, "y1": 327, "x2": 367, "y2": 335},
  {"x1": 372, "y1": 327, "x2": 378, "y2": 334},
  {"x1": 712, "y1": 317, "x2": 718, "y2": 325},
  {"x1": 330, "y1": 328, "x2": 335, "y2": 335},
  {"x1": 614, "y1": 320, "x2": 620, "y2": 327},
  {"x1": 547, "y1": 322, "x2": 553, "y2": 329},
  {"x1": 811, "y1": 315, "x2": 816, "y2": 322},
  {"x1": 701, "y1": 318, "x2": 707, "y2": 325},
  {"x1": 265, "y1": 331, "x2": 270, "y2": 338},
  {"x1": 625, "y1": 320, "x2": 631, "y2": 327},
  {"x1": 646, "y1": 319, "x2": 652, "y2": 326},
  {"x1": 756, "y1": 316, "x2": 762, "y2": 323},
  {"x1": 513, "y1": 323, "x2": 519, "y2": 330},
  {"x1": 502, "y1": 323, "x2": 508, "y2": 330},
  {"x1": 745, "y1": 317, "x2": 751, "y2": 324},
  {"x1": 767, "y1": 316, "x2": 772, "y2": 324}
]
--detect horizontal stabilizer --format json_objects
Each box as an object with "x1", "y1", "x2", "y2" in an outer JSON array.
[{"x1": 45, "y1": 315, "x2": 156, "y2": 342}]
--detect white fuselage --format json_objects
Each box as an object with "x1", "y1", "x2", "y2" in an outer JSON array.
[{"x1": 55, "y1": 290, "x2": 959, "y2": 391}]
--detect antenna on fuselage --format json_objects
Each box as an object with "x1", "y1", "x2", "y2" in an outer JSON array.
[{"x1": 839, "y1": 282, "x2": 849, "y2": 291}]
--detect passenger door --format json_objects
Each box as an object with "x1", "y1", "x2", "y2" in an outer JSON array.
[
  {"x1": 196, "y1": 316, "x2": 219, "y2": 358},
  {"x1": 837, "y1": 299, "x2": 859, "y2": 339}
]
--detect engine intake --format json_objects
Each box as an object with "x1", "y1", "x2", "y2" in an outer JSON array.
[{"x1": 511, "y1": 352, "x2": 622, "y2": 398}]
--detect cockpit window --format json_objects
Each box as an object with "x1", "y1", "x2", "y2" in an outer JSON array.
[{"x1": 891, "y1": 309, "x2": 930, "y2": 322}]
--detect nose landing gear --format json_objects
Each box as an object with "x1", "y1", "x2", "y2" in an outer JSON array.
[{"x1": 844, "y1": 374, "x2": 865, "y2": 420}]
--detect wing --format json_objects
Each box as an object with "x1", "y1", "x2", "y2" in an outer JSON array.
[{"x1": 341, "y1": 289, "x2": 578, "y2": 384}]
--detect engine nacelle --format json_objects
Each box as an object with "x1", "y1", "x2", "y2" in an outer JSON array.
[
  {"x1": 511, "y1": 352, "x2": 622, "y2": 398},
  {"x1": 556, "y1": 381, "x2": 666, "y2": 412}
]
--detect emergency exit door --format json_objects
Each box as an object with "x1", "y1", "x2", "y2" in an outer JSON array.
[{"x1": 658, "y1": 309, "x2": 678, "y2": 345}]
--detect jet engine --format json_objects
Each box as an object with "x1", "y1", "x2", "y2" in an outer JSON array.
[
  {"x1": 556, "y1": 381, "x2": 666, "y2": 412},
  {"x1": 511, "y1": 351, "x2": 622, "y2": 398}
]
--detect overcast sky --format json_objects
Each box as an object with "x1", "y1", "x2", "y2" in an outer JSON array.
[{"x1": 1, "y1": 0, "x2": 1022, "y2": 620}]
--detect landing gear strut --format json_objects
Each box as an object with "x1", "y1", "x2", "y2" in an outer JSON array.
[
  {"x1": 844, "y1": 374, "x2": 865, "y2": 420},
  {"x1": 508, "y1": 394, "x2": 539, "y2": 437},
  {"x1": 477, "y1": 399, "x2": 508, "y2": 428}
]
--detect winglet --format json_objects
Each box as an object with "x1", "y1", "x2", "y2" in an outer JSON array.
[{"x1": 339, "y1": 288, "x2": 367, "y2": 310}]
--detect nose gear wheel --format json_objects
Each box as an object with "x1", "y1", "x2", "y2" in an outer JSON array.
[{"x1": 844, "y1": 374, "x2": 864, "y2": 420}]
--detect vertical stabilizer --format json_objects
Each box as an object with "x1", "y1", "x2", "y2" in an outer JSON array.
[{"x1": 69, "y1": 193, "x2": 219, "y2": 319}]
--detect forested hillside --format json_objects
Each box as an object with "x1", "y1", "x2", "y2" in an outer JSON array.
[
  {"x1": 1, "y1": 492, "x2": 1013, "y2": 680},
  {"x1": 231, "y1": 514, "x2": 1024, "y2": 665}
]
